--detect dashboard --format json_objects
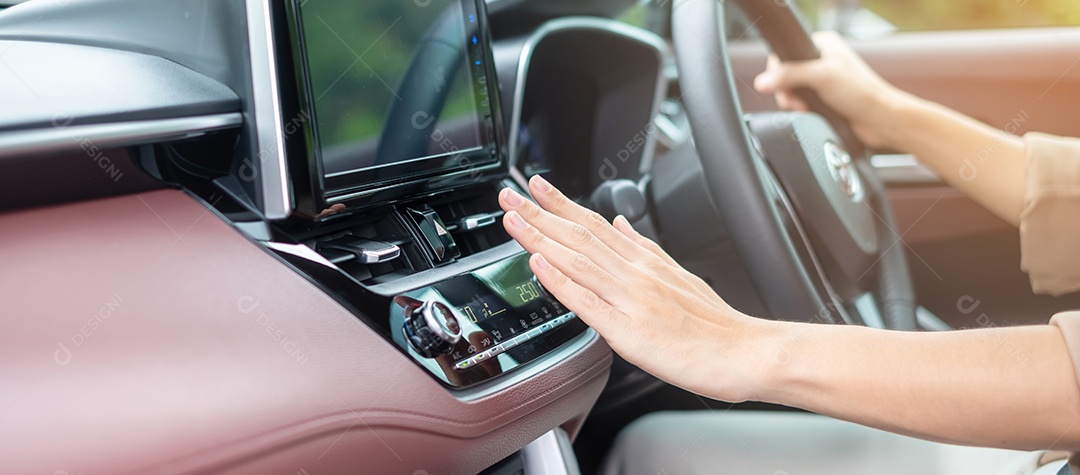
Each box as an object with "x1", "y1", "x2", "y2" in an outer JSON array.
[
  {"x1": 0, "y1": 0, "x2": 667, "y2": 473},
  {"x1": 499, "y1": 19, "x2": 668, "y2": 200}
]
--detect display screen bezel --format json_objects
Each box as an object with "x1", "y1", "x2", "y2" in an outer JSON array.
[{"x1": 278, "y1": 0, "x2": 508, "y2": 219}]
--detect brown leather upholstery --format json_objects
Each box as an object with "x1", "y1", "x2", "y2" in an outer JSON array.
[{"x1": 0, "y1": 189, "x2": 611, "y2": 474}]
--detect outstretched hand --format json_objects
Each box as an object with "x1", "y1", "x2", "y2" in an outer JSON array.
[{"x1": 499, "y1": 175, "x2": 777, "y2": 401}]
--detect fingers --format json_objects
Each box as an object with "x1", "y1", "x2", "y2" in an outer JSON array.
[
  {"x1": 811, "y1": 30, "x2": 846, "y2": 50},
  {"x1": 753, "y1": 55, "x2": 782, "y2": 94},
  {"x1": 613, "y1": 215, "x2": 719, "y2": 301},
  {"x1": 509, "y1": 175, "x2": 662, "y2": 265},
  {"x1": 754, "y1": 53, "x2": 826, "y2": 98},
  {"x1": 501, "y1": 209, "x2": 627, "y2": 303},
  {"x1": 612, "y1": 215, "x2": 678, "y2": 266},
  {"x1": 528, "y1": 253, "x2": 632, "y2": 340},
  {"x1": 498, "y1": 187, "x2": 635, "y2": 277},
  {"x1": 775, "y1": 90, "x2": 809, "y2": 112}
]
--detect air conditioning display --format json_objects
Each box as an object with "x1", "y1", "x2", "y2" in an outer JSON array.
[{"x1": 389, "y1": 252, "x2": 587, "y2": 387}]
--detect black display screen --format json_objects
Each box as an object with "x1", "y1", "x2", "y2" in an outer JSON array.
[{"x1": 294, "y1": 0, "x2": 498, "y2": 193}]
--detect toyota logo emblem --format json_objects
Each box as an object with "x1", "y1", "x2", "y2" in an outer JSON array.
[{"x1": 823, "y1": 141, "x2": 864, "y2": 202}]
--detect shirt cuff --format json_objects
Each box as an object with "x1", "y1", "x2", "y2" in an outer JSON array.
[{"x1": 1020, "y1": 132, "x2": 1080, "y2": 296}]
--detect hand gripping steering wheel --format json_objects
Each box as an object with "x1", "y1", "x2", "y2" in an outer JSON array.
[{"x1": 672, "y1": 0, "x2": 916, "y2": 329}]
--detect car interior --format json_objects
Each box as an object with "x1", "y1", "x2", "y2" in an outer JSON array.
[{"x1": 3, "y1": 0, "x2": 1080, "y2": 473}]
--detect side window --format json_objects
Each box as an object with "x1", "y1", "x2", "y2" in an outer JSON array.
[{"x1": 800, "y1": 0, "x2": 1080, "y2": 36}]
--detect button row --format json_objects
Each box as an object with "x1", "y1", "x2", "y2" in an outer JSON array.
[{"x1": 453, "y1": 312, "x2": 577, "y2": 370}]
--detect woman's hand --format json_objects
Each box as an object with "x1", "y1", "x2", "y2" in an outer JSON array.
[
  {"x1": 499, "y1": 179, "x2": 1080, "y2": 450},
  {"x1": 754, "y1": 31, "x2": 911, "y2": 150},
  {"x1": 499, "y1": 175, "x2": 779, "y2": 402}
]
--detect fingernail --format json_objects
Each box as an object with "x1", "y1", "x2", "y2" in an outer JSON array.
[
  {"x1": 533, "y1": 254, "x2": 551, "y2": 270},
  {"x1": 614, "y1": 215, "x2": 630, "y2": 229},
  {"x1": 502, "y1": 188, "x2": 523, "y2": 208},
  {"x1": 508, "y1": 211, "x2": 528, "y2": 230},
  {"x1": 531, "y1": 175, "x2": 552, "y2": 193}
]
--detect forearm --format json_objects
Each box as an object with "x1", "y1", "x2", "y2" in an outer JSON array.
[
  {"x1": 758, "y1": 33, "x2": 1028, "y2": 224},
  {"x1": 751, "y1": 320, "x2": 1080, "y2": 450},
  {"x1": 878, "y1": 93, "x2": 1028, "y2": 226}
]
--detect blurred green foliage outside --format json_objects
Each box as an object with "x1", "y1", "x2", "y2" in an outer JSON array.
[
  {"x1": 619, "y1": 0, "x2": 1080, "y2": 31},
  {"x1": 861, "y1": 0, "x2": 1080, "y2": 31}
]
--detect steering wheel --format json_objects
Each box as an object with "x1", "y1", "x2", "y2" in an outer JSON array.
[{"x1": 671, "y1": 0, "x2": 917, "y2": 330}]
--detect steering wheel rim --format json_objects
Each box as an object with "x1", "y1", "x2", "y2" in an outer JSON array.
[{"x1": 671, "y1": 0, "x2": 917, "y2": 330}]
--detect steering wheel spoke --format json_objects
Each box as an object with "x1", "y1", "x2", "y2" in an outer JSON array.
[{"x1": 670, "y1": 0, "x2": 916, "y2": 329}]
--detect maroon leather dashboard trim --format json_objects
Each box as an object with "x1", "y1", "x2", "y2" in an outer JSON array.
[{"x1": 0, "y1": 189, "x2": 611, "y2": 474}]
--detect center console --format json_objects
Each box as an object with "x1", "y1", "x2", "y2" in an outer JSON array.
[{"x1": 258, "y1": 0, "x2": 590, "y2": 389}]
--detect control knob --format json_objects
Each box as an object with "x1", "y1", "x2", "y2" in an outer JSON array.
[{"x1": 403, "y1": 300, "x2": 462, "y2": 358}]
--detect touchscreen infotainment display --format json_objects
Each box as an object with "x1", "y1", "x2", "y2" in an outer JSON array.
[{"x1": 293, "y1": 0, "x2": 498, "y2": 192}]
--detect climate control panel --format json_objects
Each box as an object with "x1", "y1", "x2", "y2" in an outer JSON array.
[{"x1": 389, "y1": 252, "x2": 588, "y2": 388}]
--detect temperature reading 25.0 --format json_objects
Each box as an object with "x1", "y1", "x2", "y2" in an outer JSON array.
[{"x1": 516, "y1": 282, "x2": 541, "y2": 304}]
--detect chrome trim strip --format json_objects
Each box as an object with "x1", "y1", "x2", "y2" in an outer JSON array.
[
  {"x1": 916, "y1": 306, "x2": 953, "y2": 331},
  {"x1": 0, "y1": 113, "x2": 242, "y2": 160},
  {"x1": 453, "y1": 312, "x2": 577, "y2": 370},
  {"x1": 455, "y1": 329, "x2": 600, "y2": 401},
  {"x1": 246, "y1": 0, "x2": 293, "y2": 220},
  {"x1": 853, "y1": 292, "x2": 885, "y2": 329},
  {"x1": 357, "y1": 241, "x2": 402, "y2": 264},
  {"x1": 653, "y1": 110, "x2": 689, "y2": 149},
  {"x1": 506, "y1": 17, "x2": 671, "y2": 174},
  {"x1": 366, "y1": 239, "x2": 525, "y2": 296},
  {"x1": 766, "y1": 162, "x2": 856, "y2": 325},
  {"x1": 522, "y1": 429, "x2": 581, "y2": 475},
  {"x1": 870, "y1": 154, "x2": 941, "y2": 184},
  {"x1": 325, "y1": 160, "x2": 504, "y2": 204},
  {"x1": 460, "y1": 211, "x2": 503, "y2": 230},
  {"x1": 324, "y1": 145, "x2": 486, "y2": 178},
  {"x1": 265, "y1": 241, "x2": 338, "y2": 268}
]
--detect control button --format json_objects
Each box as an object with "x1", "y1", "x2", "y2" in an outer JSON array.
[
  {"x1": 318, "y1": 237, "x2": 400, "y2": 264},
  {"x1": 526, "y1": 327, "x2": 545, "y2": 340},
  {"x1": 408, "y1": 205, "x2": 460, "y2": 264},
  {"x1": 402, "y1": 300, "x2": 462, "y2": 358},
  {"x1": 458, "y1": 211, "x2": 503, "y2": 231},
  {"x1": 453, "y1": 346, "x2": 503, "y2": 371},
  {"x1": 501, "y1": 339, "x2": 519, "y2": 350}
]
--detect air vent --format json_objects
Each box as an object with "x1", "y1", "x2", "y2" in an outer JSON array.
[
  {"x1": 309, "y1": 210, "x2": 425, "y2": 284},
  {"x1": 427, "y1": 185, "x2": 512, "y2": 258},
  {"x1": 307, "y1": 184, "x2": 513, "y2": 285}
]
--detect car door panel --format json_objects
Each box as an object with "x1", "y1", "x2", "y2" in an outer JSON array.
[{"x1": 732, "y1": 28, "x2": 1080, "y2": 138}]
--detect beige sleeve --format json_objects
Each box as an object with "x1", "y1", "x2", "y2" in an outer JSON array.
[
  {"x1": 1052, "y1": 312, "x2": 1080, "y2": 472},
  {"x1": 1051, "y1": 312, "x2": 1080, "y2": 385},
  {"x1": 1020, "y1": 132, "x2": 1080, "y2": 296}
]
